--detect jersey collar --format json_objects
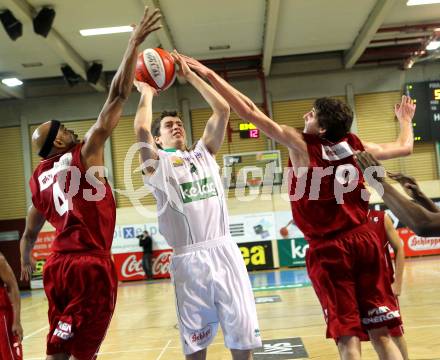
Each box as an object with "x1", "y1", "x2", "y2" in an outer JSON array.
[{"x1": 163, "y1": 148, "x2": 177, "y2": 153}]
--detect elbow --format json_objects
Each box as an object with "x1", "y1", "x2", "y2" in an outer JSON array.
[
  {"x1": 402, "y1": 144, "x2": 413, "y2": 157},
  {"x1": 411, "y1": 218, "x2": 438, "y2": 237},
  {"x1": 217, "y1": 103, "x2": 230, "y2": 118}
]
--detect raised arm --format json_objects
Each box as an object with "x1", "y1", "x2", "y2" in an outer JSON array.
[
  {"x1": 356, "y1": 151, "x2": 440, "y2": 237},
  {"x1": 362, "y1": 95, "x2": 415, "y2": 160},
  {"x1": 388, "y1": 172, "x2": 440, "y2": 213},
  {"x1": 0, "y1": 253, "x2": 23, "y2": 342},
  {"x1": 133, "y1": 81, "x2": 159, "y2": 175},
  {"x1": 81, "y1": 7, "x2": 162, "y2": 168},
  {"x1": 173, "y1": 51, "x2": 230, "y2": 155},
  {"x1": 179, "y1": 54, "x2": 308, "y2": 158},
  {"x1": 20, "y1": 205, "x2": 46, "y2": 282},
  {"x1": 383, "y1": 214, "x2": 404, "y2": 297}
]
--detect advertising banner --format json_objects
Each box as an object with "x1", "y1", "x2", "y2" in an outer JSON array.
[
  {"x1": 238, "y1": 241, "x2": 274, "y2": 271},
  {"x1": 398, "y1": 228, "x2": 440, "y2": 257},
  {"x1": 30, "y1": 231, "x2": 56, "y2": 289},
  {"x1": 278, "y1": 238, "x2": 309, "y2": 267},
  {"x1": 113, "y1": 249, "x2": 172, "y2": 281}
]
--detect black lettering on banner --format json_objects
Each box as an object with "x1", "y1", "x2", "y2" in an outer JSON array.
[{"x1": 239, "y1": 241, "x2": 274, "y2": 271}]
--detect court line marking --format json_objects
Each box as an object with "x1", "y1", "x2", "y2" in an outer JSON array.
[
  {"x1": 23, "y1": 325, "x2": 48, "y2": 341},
  {"x1": 156, "y1": 339, "x2": 172, "y2": 360}
]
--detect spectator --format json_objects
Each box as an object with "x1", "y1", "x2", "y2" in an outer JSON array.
[{"x1": 138, "y1": 231, "x2": 153, "y2": 279}]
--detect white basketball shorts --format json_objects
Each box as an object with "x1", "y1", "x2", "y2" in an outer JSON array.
[{"x1": 170, "y1": 235, "x2": 262, "y2": 355}]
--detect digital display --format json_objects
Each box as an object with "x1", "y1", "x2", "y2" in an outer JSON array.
[
  {"x1": 405, "y1": 81, "x2": 440, "y2": 141},
  {"x1": 239, "y1": 123, "x2": 260, "y2": 139}
]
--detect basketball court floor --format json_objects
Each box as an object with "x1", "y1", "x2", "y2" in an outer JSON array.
[{"x1": 22, "y1": 256, "x2": 440, "y2": 359}]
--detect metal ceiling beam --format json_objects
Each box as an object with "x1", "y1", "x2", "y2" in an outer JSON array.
[
  {"x1": 262, "y1": 0, "x2": 280, "y2": 76},
  {"x1": 344, "y1": 0, "x2": 397, "y2": 69},
  {"x1": 140, "y1": 0, "x2": 184, "y2": 84},
  {"x1": 0, "y1": 84, "x2": 24, "y2": 99},
  {"x1": 3, "y1": 0, "x2": 106, "y2": 92}
]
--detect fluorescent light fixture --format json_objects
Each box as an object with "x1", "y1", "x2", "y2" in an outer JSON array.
[
  {"x1": 79, "y1": 26, "x2": 133, "y2": 36},
  {"x1": 407, "y1": 0, "x2": 440, "y2": 5},
  {"x1": 1, "y1": 78, "x2": 23, "y2": 87},
  {"x1": 426, "y1": 40, "x2": 440, "y2": 50}
]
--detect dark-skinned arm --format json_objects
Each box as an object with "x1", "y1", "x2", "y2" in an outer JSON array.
[{"x1": 81, "y1": 7, "x2": 162, "y2": 168}]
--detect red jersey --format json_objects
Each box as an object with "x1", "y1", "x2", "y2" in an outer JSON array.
[
  {"x1": 288, "y1": 132, "x2": 368, "y2": 240},
  {"x1": 368, "y1": 209, "x2": 394, "y2": 282},
  {"x1": 29, "y1": 143, "x2": 116, "y2": 253}
]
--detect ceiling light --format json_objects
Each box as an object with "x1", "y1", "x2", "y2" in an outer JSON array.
[
  {"x1": 0, "y1": 10, "x2": 22, "y2": 41},
  {"x1": 426, "y1": 40, "x2": 440, "y2": 50},
  {"x1": 79, "y1": 26, "x2": 133, "y2": 37},
  {"x1": 2, "y1": 78, "x2": 23, "y2": 87},
  {"x1": 33, "y1": 7, "x2": 56, "y2": 38},
  {"x1": 407, "y1": 0, "x2": 440, "y2": 5}
]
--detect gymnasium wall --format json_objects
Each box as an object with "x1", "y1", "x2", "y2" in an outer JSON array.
[{"x1": 1, "y1": 60, "x2": 440, "y2": 222}]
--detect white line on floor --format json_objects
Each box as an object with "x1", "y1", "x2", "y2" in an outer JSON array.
[
  {"x1": 23, "y1": 325, "x2": 48, "y2": 341},
  {"x1": 156, "y1": 339, "x2": 172, "y2": 360}
]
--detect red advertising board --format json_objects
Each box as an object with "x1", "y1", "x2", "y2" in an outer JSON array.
[
  {"x1": 398, "y1": 228, "x2": 440, "y2": 257},
  {"x1": 32, "y1": 231, "x2": 55, "y2": 260},
  {"x1": 113, "y1": 249, "x2": 172, "y2": 281}
]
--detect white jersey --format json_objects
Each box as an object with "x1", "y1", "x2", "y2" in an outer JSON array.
[{"x1": 145, "y1": 140, "x2": 229, "y2": 248}]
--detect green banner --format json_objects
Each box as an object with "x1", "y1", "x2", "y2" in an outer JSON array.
[{"x1": 278, "y1": 238, "x2": 309, "y2": 267}]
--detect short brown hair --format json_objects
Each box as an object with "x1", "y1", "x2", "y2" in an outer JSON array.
[
  {"x1": 314, "y1": 97, "x2": 353, "y2": 143},
  {"x1": 151, "y1": 110, "x2": 180, "y2": 138}
]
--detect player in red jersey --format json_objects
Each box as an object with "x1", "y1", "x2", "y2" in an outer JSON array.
[
  {"x1": 179, "y1": 53, "x2": 416, "y2": 359},
  {"x1": 19, "y1": 8, "x2": 161, "y2": 360},
  {"x1": 0, "y1": 253, "x2": 22, "y2": 360},
  {"x1": 368, "y1": 210, "x2": 408, "y2": 360}
]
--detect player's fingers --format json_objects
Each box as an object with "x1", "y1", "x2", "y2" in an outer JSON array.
[
  {"x1": 146, "y1": 25, "x2": 162, "y2": 35},
  {"x1": 141, "y1": 6, "x2": 149, "y2": 22},
  {"x1": 146, "y1": 13, "x2": 161, "y2": 28}
]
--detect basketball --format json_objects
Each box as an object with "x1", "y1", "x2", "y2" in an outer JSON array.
[
  {"x1": 135, "y1": 48, "x2": 176, "y2": 91},
  {"x1": 279, "y1": 227, "x2": 289, "y2": 238}
]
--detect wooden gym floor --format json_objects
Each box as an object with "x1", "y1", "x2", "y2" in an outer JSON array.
[{"x1": 22, "y1": 256, "x2": 440, "y2": 359}]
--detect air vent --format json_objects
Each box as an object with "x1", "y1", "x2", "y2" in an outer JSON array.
[
  {"x1": 209, "y1": 45, "x2": 230, "y2": 51},
  {"x1": 22, "y1": 62, "x2": 43, "y2": 68}
]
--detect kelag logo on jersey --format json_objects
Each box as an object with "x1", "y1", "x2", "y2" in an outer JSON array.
[{"x1": 179, "y1": 177, "x2": 217, "y2": 203}]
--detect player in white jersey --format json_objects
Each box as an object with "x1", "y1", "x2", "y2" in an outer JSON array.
[{"x1": 133, "y1": 52, "x2": 261, "y2": 359}]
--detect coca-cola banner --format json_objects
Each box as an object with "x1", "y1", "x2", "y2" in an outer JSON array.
[
  {"x1": 397, "y1": 228, "x2": 440, "y2": 257},
  {"x1": 113, "y1": 249, "x2": 172, "y2": 281}
]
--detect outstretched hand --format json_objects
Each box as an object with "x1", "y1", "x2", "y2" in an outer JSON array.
[
  {"x1": 133, "y1": 80, "x2": 158, "y2": 96},
  {"x1": 130, "y1": 7, "x2": 162, "y2": 46},
  {"x1": 176, "y1": 53, "x2": 212, "y2": 78},
  {"x1": 388, "y1": 172, "x2": 423, "y2": 200},
  {"x1": 171, "y1": 50, "x2": 193, "y2": 79},
  {"x1": 394, "y1": 95, "x2": 416, "y2": 123}
]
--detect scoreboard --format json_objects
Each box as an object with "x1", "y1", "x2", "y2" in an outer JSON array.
[
  {"x1": 239, "y1": 123, "x2": 260, "y2": 139},
  {"x1": 405, "y1": 81, "x2": 440, "y2": 141}
]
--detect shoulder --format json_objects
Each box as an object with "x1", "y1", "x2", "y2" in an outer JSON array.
[{"x1": 346, "y1": 133, "x2": 364, "y2": 150}]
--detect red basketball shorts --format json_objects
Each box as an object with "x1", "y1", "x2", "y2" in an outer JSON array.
[
  {"x1": 0, "y1": 289, "x2": 22, "y2": 360},
  {"x1": 306, "y1": 224, "x2": 402, "y2": 342},
  {"x1": 43, "y1": 252, "x2": 118, "y2": 359}
]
